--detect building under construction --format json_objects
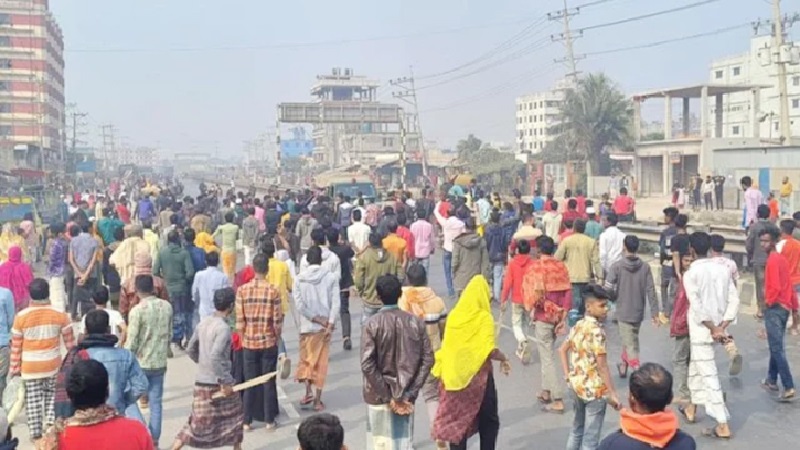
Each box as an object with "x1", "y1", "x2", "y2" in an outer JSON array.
[{"x1": 279, "y1": 68, "x2": 421, "y2": 170}]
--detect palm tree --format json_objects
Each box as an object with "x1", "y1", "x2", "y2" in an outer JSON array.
[{"x1": 550, "y1": 73, "x2": 632, "y2": 176}]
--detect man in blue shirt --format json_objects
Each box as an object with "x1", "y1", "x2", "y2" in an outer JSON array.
[
  {"x1": 0, "y1": 286, "x2": 13, "y2": 396},
  {"x1": 183, "y1": 228, "x2": 207, "y2": 328},
  {"x1": 532, "y1": 189, "x2": 546, "y2": 212}
]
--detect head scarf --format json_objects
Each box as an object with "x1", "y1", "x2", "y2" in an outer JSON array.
[
  {"x1": 133, "y1": 251, "x2": 152, "y2": 275},
  {"x1": 0, "y1": 246, "x2": 33, "y2": 308},
  {"x1": 431, "y1": 275, "x2": 495, "y2": 391}
]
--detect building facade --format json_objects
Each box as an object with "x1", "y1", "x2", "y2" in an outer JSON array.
[
  {"x1": 0, "y1": 0, "x2": 65, "y2": 170},
  {"x1": 709, "y1": 34, "x2": 800, "y2": 140},
  {"x1": 514, "y1": 80, "x2": 569, "y2": 153}
]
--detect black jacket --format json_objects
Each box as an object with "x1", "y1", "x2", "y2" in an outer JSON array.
[{"x1": 598, "y1": 430, "x2": 696, "y2": 450}]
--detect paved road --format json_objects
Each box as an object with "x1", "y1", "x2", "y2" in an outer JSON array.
[{"x1": 18, "y1": 249, "x2": 800, "y2": 450}]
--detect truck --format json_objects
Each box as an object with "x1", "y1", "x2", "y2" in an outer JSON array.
[{"x1": 316, "y1": 171, "x2": 378, "y2": 203}]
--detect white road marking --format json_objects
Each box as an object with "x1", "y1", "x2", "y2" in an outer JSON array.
[{"x1": 278, "y1": 384, "x2": 301, "y2": 419}]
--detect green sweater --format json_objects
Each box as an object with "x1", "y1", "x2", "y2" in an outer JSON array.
[{"x1": 153, "y1": 243, "x2": 195, "y2": 295}]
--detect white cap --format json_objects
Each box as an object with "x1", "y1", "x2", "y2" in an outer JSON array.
[
  {"x1": 235, "y1": 198, "x2": 242, "y2": 204},
  {"x1": 586, "y1": 207, "x2": 596, "y2": 215}
]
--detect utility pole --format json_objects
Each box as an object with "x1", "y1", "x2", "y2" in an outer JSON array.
[
  {"x1": 400, "y1": 111, "x2": 407, "y2": 191},
  {"x1": 391, "y1": 68, "x2": 428, "y2": 182},
  {"x1": 773, "y1": 0, "x2": 791, "y2": 143},
  {"x1": 275, "y1": 109, "x2": 282, "y2": 186},
  {"x1": 548, "y1": 0, "x2": 584, "y2": 83},
  {"x1": 65, "y1": 104, "x2": 88, "y2": 174},
  {"x1": 100, "y1": 124, "x2": 116, "y2": 173}
]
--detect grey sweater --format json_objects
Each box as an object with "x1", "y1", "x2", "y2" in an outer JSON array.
[
  {"x1": 187, "y1": 315, "x2": 234, "y2": 385},
  {"x1": 747, "y1": 219, "x2": 779, "y2": 267},
  {"x1": 604, "y1": 256, "x2": 658, "y2": 324}
]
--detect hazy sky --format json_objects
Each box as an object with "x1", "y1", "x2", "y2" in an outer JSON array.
[{"x1": 52, "y1": 0, "x2": 790, "y2": 155}]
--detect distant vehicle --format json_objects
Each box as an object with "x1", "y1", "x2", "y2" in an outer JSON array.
[
  {"x1": 19, "y1": 185, "x2": 61, "y2": 225},
  {"x1": 0, "y1": 195, "x2": 45, "y2": 242},
  {"x1": 327, "y1": 178, "x2": 378, "y2": 203}
]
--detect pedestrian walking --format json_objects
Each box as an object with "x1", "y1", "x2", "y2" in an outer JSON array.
[
  {"x1": 46, "y1": 223, "x2": 68, "y2": 312},
  {"x1": 555, "y1": 219, "x2": 602, "y2": 320},
  {"x1": 452, "y1": 218, "x2": 490, "y2": 298},
  {"x1": 559, "y1": 284, "x2": 620, "y2": 450},
  {"x1": 524, "y1": 235, "x2": 571, "y2": 414},
  {"x1": 125, "y1": 274, "x2": 173, "y2": 447},
  {"x1": 326, "y1": 230, "x2": 355, "y2": 351},
  {"x1": 242, "y1": 207, "x2": 260, "y2": 266},
  {"x1": 214, "y1": 212, "x2": 241, "y2": 281},
  {"x1": 362, "y1": 275, "x2": 434, "y2": 449},
  {"x1": 154, "y1": 230, "x2": 196, "y2": 350},
  {"x1": 434, "y1": 201, "x2": 465, "y2": 299},
  {"x1": 119, "y1": 252, "x2": 169, "y2": 321},
  {"x1": 109, "y1": 224, "x2": 151, "y2": 286},
  {"x1": 191, "y1": 251, "x2": 230, "y2": 322},
  {"x1": 604, "y1": 235, "x2": 659, "y2": 377},
  {"x1": 10, "y1": 278, "x2": 75, "y2": 442},
  {"x1": 500, "y1": 239, "x2": 534, "y2": 363},
  {"x1": 759, "y1": 224, "x2": 798, "y2": 401},
  {"x1": 410, "y1": 207, "x2": 435, "y2": 276},
  {"x1": 680, "y1": 232, "x2": 739, "y2": 439},
  {"x1": 433, "y1": 275, "x2": 511, "y2": 450},
  {"x1": 235, "y1": 254, "x2": 283, "y2": 431},
  {"x1": 68, "y1": 223, "x2": 99, "y2": 320},
  {"x1": 294, "y1": 246, "x2": 340, "y2": 412},
  {"x1": 747, "y1": 204, "x2": 779, "y2": 319},
  {"x1": 0, "y1": 247, "x2": 33, "y2": 313},
  {"x1": 173, "y1": 287, "x2": 244, "y2": 450}
]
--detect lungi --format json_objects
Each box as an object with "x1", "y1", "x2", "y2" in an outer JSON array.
[
  {"x1": 176, "y1": 383, "x2": 244, "y2": 448},
  {"x1": 221, "y1": 250, "x2": 237, "y2": 280},
  {"x1": 688, "y1": 321, "x2": 729, "y2": 424},
  {"x1": 366, "y1": 404, "x2": 415, "y2": 450},
  {"x1": 296, "y1": 332, "x2": 331, "y2": 389}
]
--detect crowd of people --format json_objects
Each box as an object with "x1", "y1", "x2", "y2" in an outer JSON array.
[{"x1": 0, "y1": 175, "x2": 797, "y2": 450}]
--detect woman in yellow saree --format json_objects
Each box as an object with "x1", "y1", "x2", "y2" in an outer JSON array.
[{"x1": 432, "y1": 275, "x2": 511, "y2": 450}]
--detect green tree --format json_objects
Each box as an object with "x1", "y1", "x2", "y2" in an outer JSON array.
[
  {"x1": 550, "y1": 73, "x2": 632, "y2": 176},
  {"x1": 454, "y1": 135, "x2": 524, "y2": 189}
]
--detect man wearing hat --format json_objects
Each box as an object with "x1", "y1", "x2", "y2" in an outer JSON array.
[{"x1": 584, "y1": 206, "x2": 603, "y2": 240}]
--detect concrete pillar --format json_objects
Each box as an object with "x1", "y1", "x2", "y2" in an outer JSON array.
[
  {"x1": 700, "y1": 87, "x2": 709, "y2": 138},
  {"x1": 715, "y1": 94, "x2": 724, "y2": 138},
  {"x1": 664, "y1": 95, "x2": 672, "y2": 140},
  {"x1": 682, "y1": 97, "x2": 691, "y2": 137},
  {"x1": 751, "y1": 88, "x2": 761, "y2": 138},
  {"x1": 633, "y1": 99, "x2": 642, "y2": 142},
  {"x1": 662, "y1": 152, "x2": 671, "y2": 197}
]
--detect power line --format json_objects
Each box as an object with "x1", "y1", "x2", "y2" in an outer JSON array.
[
  {"x1": 65, "y1": 18, "x2": 536, "y2": 53},
  {"x1": 573, "y1": 0, "x2": 617, "y2": 9},
  {"x1": 583, "y1": 22, "x2": 750, "y2": 57},
  {"x1": 578, "y1": 0, "x2": 723, "y2": 33},
  {"x1": 416, "y1": 36, "x2": 552, "y2": 90},
  {"x1": 415, "y1": 16, "x2": 551, "y2": 80}
]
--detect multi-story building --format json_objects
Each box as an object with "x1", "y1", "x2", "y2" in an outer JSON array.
[
  {"x1": 308, "y1": 68, "x2": 420, "y2": 168},
  {"x1": 709, "y1": 34, "x2": 800, "y2": 140},
  {"x1": 0, "y1": 0, "x2": 65, "y2": 170},
  {"x1": 515, "y1": 79, "x2": 570, "y2": 153}
]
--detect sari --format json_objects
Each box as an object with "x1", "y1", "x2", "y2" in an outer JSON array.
[{"x1": 0, "y1": 246, "x2": 34, "y2": 310}]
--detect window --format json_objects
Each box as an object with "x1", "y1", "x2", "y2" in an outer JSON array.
[
  {"x1": 0, "y1": 37, "x2": 9, "y2": 47},
  {"x1": 0, "y1": 81, "x2": 7, "y2": 90},
  {"x1": 528, "y1": 116, "x2": 532, "y2": 123},
  {"x1": 794, "y1": 76, "x2": 800, "y2": 87},
  {"x1": 732, "y1": 125, "x2": 740, "y2": 135},
  {"x1": 534, "y1": 115, "x2": 537, "y2": 122},
  {"x1": 528, "y1": 102, "x2": 533, "y2": 110},
  {"x1": 0, "y1": 59, "x2": 10, "y2": 69},
  {"x1": 0, "y1": 14, "x2": 10, "y2": 26},
  {"x1": 793, "y1": 99, "x2": 800, "y2": 109},
  {"x1": 732, "y1": 66, "x2": 740, "y2": 76},
  {"x1": 715, "y1": 70, "x2": 723, "y2": 79},
  {"x1": 0, "y1": 125, "x2": 10, "y2": 136}
]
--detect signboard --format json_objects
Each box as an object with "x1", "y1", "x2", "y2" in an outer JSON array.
[
  {"x1": 278, "y1": 102, "x2": 401, "y2": 124},
  {"x1": 76, "y1": 160, "x2": 97, "y2": 173}
]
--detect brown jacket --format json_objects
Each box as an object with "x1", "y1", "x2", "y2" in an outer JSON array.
[
  {"x1": 119, "y1": 275, "x2": 169, "y2": 319},
  {"x1": 360, "y1": 308, "x2": 434, "y2": 405}
]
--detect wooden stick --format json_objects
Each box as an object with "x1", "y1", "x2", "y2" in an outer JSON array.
[{"x1": 212, "y1": 371, "x2": 278, "y2": 399}]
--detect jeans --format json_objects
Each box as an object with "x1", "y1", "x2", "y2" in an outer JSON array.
[
  {"x1": 704, "y1": 192, "x2": 713, "y2": 210},
  {"x1": 0, "y1": 346, "x2": 8, "y2": 399},
  {"x1": 243, "y1": 346, "x2": 279, "y2": 425},
  {"x1": 144, "y1": 369, "x2": 165, "y2": 445},
  {"x1": 571, "y1": 283, "x2": 588, "y2": 316},
  {"x1": 491, "y1": 262, "x2": 504, "y2": 302},
  {"x1": 450, "y1": 372, "x2": 499, "y2": 450},
  {"x1": 715, "y1": 189, "x2": 724, "y2": 210},
  {"x1": 415, "y1": 257, "x2": 430, "y2": 276},
  {"x1": 566, "y1": 395, "x2": 607, "y2": 450},
  {"x1": 443, "y1": 250, "x2": 455, "y2": 297},
  {"x1": 765, "y1": 305, "x2": 794, "y2": 390},
  {"x1": 361, "y1": 305, "x2": 381, "y2": 326}
]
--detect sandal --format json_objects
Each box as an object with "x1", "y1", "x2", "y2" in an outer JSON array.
[
  {"x1": 779, "y1": 389, "x2": 796, "y2": 402},
  {"x1": 536, "y1": 391, "x2": 552, "y2": 404},
  {"x1": 541, "y1": 404, "x2": 565, "y2": 415},
  {"x1": 617, "y1": 362, "x2": 629, "y2": 378},
  {"x1": 300, "y1": 394, "x2": 314, "y2": 406},
  {"x1": 313, "y1": 401, "x2": 326, "y2": 412},
  {"x1": 702, "y1": 427, "x2": 731, "y2": 439},
  {"x1": 761, "y1": 379, "x2": 779, "y2": 392},
  {"x1": 677, "y1": 406, "x2": 696, "y2": 424},
  {"x1": 754, "y1": 312, "x2": 764, "y2": 321}
]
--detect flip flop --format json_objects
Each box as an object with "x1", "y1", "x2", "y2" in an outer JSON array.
[
  {"x1": 299, "y1": 395, "x2": 314, "y2": 406},
  {"x1": 541, "y1": 404, "x2": 565, "y2": 415},
  {"x1": 617, "y1": 362, "x2": 629, "y2": 378},
  {"x1": 702, "y1": 427, "x2": 731, "y2": 439},
  {"x1": 677, "y1": 406, "x2": 696, "y2": 424},
  {"x1": 313, "y1": 401, "x2": 326, "y2": 412},
  {"x1": 761, "y1": 379, "x2": 779, "y2": 392},
  {"x1": 779, "y1": 390, "x2": 796, "y2": 403},
  {"x1": 536, "y1": 392, "x2": 552, "y2": 404}
]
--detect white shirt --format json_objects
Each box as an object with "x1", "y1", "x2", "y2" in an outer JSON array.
[
  {"x1": 683, "y1": 258, "x2": 740, "y2": 343},
  {"x1": 599, "y1": 226, "x2": 626, "y2": 273},
  {"x1": 702, "y1": 181, "x2": 714, "y2": 194},
  {"x1": 542, "y1": 212, "x2": 562, "y2": 240},
  {"x1": 348, "y1": 221, "x2": 372, "y2": 254},
  {"x1": 433, "y1": 202, "x2": 465, "y2": 252}
]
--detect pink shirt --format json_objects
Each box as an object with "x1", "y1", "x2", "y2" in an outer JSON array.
[
  {"x1": 254, "y1": 206, "x2": 265, "y2": 232},
  {"x1": 744, "y1": 187, "x2": 763, "y2": 227},
  {"x1": 410, "y1": 219, "x2": 434, "y2": 259}
]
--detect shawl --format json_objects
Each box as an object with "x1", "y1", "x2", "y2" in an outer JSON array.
[
  {"x1": 0, "y1": 246, "x2": 33, "y2": 309},
  {"x1": 431, "y1": 276, "x2": 495, "y2": 391},
  {"x1": 522, "y1": 255, "x2": 571, "y2": 312}
]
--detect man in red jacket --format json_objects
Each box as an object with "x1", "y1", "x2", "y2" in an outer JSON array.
[
  {"x1": 760, "y1": 225, "x2": 799, "y2": 401},
  {"x1": 500, "y1": 239, "x2": 534, "y2": 364}
]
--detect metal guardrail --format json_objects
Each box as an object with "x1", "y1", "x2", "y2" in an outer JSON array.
[{"x1": 618, "y1": 222, "x2": 746, "y2": 256}]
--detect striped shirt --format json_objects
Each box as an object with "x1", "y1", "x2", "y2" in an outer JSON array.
[
  {"x1": 235, "y1": 279, "x2": 283, "y2": 350},
  {"x1": 10, "y1": 303, "x2": 74, "y2": 379}
]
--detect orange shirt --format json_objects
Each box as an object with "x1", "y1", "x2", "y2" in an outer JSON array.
[
  {"x1": 769, "y1": 199, "x2": 779, "y2": 219},
  {"x1": 780, "y1": 236, "x2": 800, "y2": 286},
  {"x1": 10, "y1": 304, "x2": 74, "y2": 379},
  {"x1": 382, "y1": 234, "x2": 407, "y2": 265}
]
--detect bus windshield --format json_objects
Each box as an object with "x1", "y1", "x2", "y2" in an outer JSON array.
[{"x1": 332, "y1": 182, "x2": 376, "y2": 199}]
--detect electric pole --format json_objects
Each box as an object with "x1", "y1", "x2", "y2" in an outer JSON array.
[
  {"x1": 548, "y1": 0, "x2": 583, "y2": 83},
  {"x1": 65, "y1": 104, "x2": 88, "y2": 173},
  {"x1": 773, "y1": 0, "x2": 791, "y2": 143},
  {"x1": 391, "y1": 68, "x2": 428, "y2": 184},
  {"x1": 100, "y1": 124, "x2": 116, "y2": 173}
]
